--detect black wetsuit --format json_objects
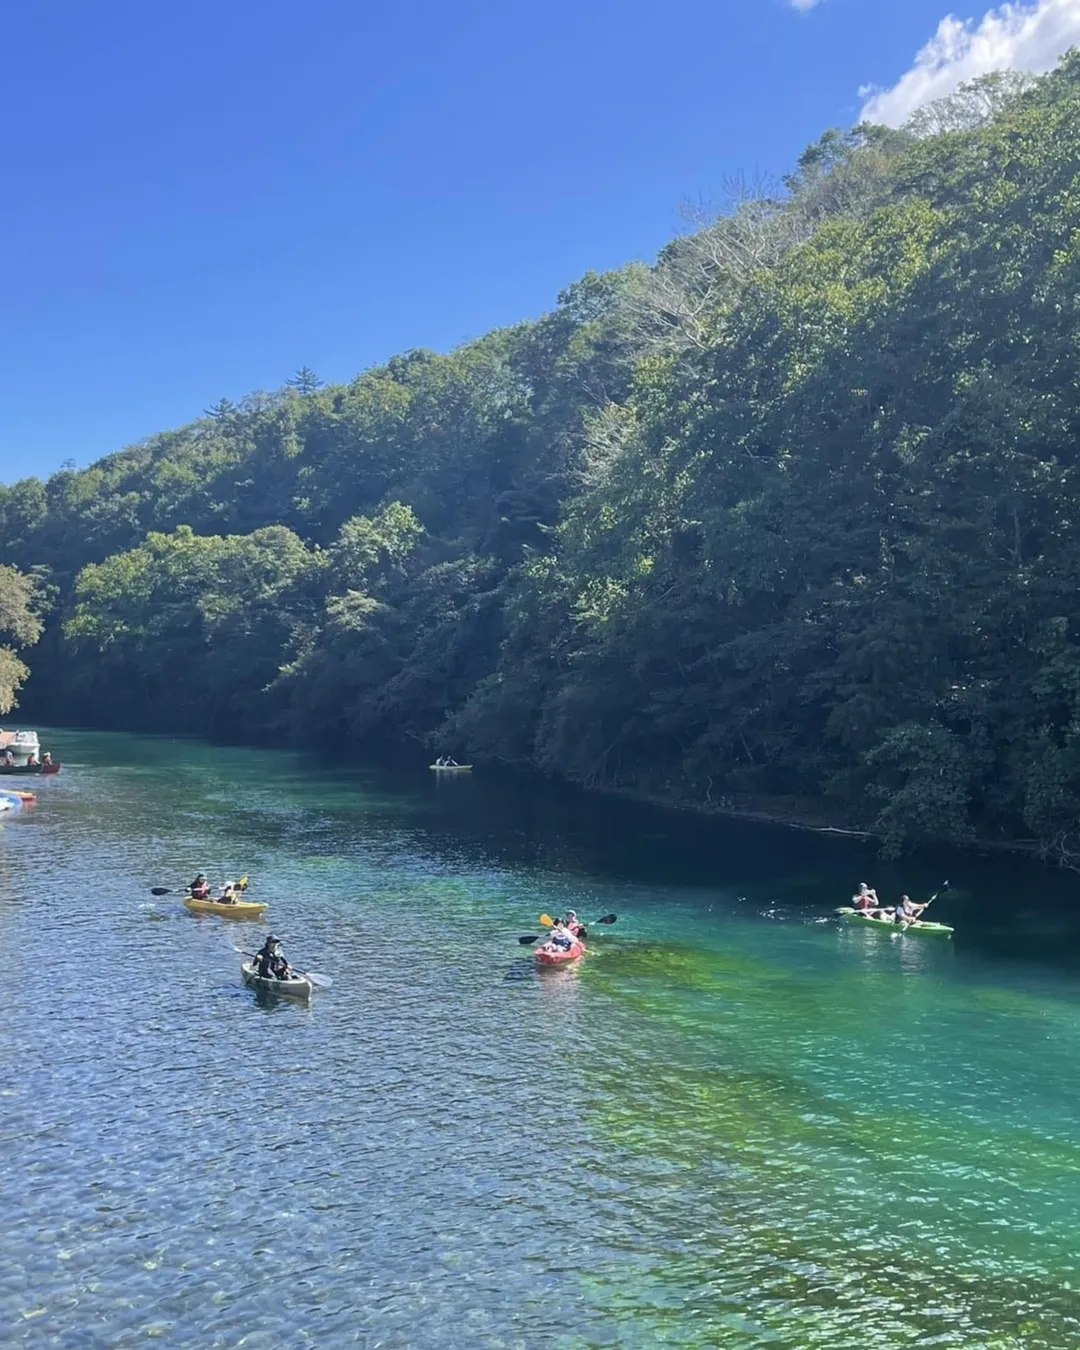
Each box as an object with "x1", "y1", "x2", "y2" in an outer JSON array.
[{"x1": 256, "y1": 948, "x2": 289, "y2": 979}]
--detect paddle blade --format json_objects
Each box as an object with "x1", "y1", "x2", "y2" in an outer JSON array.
[
  {"x1": 595, "y1": 913, "x2": 618, "y2": 925},
  {"x1": 306, "y1": 972, "x2": 333, "y2": 990},
  {"x1": 150, "y1": 887, "x2": 171, "y2": 896},
  {"x1": 539, "y1": 914, "x2": 555, "y2": 928},
  {"x1": 518, "y1": 935, "x2": 539, "y2": 946}
]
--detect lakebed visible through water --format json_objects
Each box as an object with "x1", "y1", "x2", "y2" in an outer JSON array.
[{"x1": 2, "y1": 729, "x2": 1080, "y2": 1347}]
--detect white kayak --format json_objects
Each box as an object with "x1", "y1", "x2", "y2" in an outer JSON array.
[{"x1": 241, "y1": 961, "x2": 314, "y2": 1001}]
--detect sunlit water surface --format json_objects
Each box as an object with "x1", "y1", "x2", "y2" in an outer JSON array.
[{"x1": 2, "y1": 731, "x2": 1080, "y2": 1347}]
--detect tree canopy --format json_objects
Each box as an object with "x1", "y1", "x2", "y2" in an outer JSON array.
[
  {"x1": 6, "y1": 58, "x2": 1080, "y2": 856},
  {"x1": 0, "y1": 564, "x2": 43, "y2": 715}
]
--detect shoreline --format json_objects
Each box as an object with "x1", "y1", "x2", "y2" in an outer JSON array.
[
  {"x1": 598, "y1": 784, "x2": 878, "y2": 840},
  {"x1": 593, "y1": 781, "x2": 1049, "y2": 862},
  {"x1": 26, "y1": 714, "x2": 1054, "y2": 864}
]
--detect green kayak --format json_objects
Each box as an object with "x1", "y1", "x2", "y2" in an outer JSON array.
[{"x1": 835, "y1": 907, "x2": 954, "y2": 937}]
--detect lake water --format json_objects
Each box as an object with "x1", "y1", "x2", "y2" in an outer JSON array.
[{"x1": 2, "y1": 730, "x2": 1080, "y2": 1348}]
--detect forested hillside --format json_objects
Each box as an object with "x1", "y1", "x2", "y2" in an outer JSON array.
[{"x1": 6, "y1": 59, "x2": 1080, "y2": 856}]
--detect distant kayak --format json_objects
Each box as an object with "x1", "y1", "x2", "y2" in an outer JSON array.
[
  {"x1": 836, "y1": 907, "x2": 954, "y2": 936},
  {"x1": 184, "y1": 895, "x2": 267, "y2": 919},
  {"x1": 535, "y1": 939, "x2": 587, "y2": 967},
  {"x1": 241, "y1": 961, "x2": 313, "y2": 1000},
  {"x1": 430, "y1": 764, "x2": 473, "y2": 772}
]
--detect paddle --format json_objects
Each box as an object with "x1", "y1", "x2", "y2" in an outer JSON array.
[
  {"x1": 921, "y1": 880, "x2": 950, "y2": 911},
  {"x1": 539, "y1": 913, "x2": 618, "y2": 928},
  {"x1": 521, "y1": 912, "x2": 618, "y2": 944}
]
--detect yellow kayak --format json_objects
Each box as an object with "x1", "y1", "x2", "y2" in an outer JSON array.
[{"x1": 184, "y1": 895, "x2": 267, "y2": 919}]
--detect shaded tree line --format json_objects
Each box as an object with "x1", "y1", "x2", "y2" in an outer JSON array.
[{"x1": 6, "y1": 61, "x2": 1080, "y2": 857}]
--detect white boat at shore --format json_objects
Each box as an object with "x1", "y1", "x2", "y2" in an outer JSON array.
[{"x1": 0, "y1": 730, "x2": 40, "y2": 765}]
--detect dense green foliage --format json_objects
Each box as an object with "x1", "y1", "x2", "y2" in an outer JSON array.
[
  {"x1": 0, "y1": 564, "x2": 42, "y2": 715},
  {"x1": 7, "y1": 61, "x2": 1080, "y2": 855}
]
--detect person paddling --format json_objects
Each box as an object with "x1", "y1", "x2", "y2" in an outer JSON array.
[
  {"x1": 189, "y1": 873, "x2": 211, "y2": 900},
  {"x1": 894, "y1": 894, "x2": 927, "y2": 925},
  {"x1": 852, "y1": 883, "x2": 879, "y2": 914},
  {"x1": 545, "y1": 920, "x2": 576, "y2": 952},
  {"x1": 564, "y1": 909, "x2": 586, "y2": 938},
  {"x1": 254, "y1": 935, "x2": 291, "y2": 980}
]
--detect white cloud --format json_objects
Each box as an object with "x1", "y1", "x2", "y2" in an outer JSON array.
[
  {"x1": 860, "y1": 0, "x2": 1080, "y2": 126},
  {"x1": 791, "y1": 0, "x2": 823, "y2": 10}
]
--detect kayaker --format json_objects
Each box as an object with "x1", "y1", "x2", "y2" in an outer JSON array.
[
  {"x1": 189, "y1": 873, "x2": 211, "y2": 899},
  {"x1": 564, "y1": 909, "x2": 586, "y2": 938},
  {"x1": 548, "y1": 921, "x2": 575, "y2": 951},
  {"x1": 41, "y1": 752, "x2": 52, "y2": 766},
  {"x1": 217, "y1": 881, "x2": 238, "y2": 904},
  {"x1": 852, "y1": 884, "x2": 879, "y2": 913},
  {"x1": 894, "y1": 895, "x2": 926, "y2": 924},
  {"x1": 255, "y1": 935, "x2": 291, "y2": 980},
  {"x1": 254, "y1": 935, "x2": 275, "y2": 976}
]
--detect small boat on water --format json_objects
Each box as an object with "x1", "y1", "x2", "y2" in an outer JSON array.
[
  {"x1": 836, "y1": 907, "x2": 954, "y2": 936},
  {"x1": 241, "y1": 961, "x2": 313, "y2": 1000},
  {"x1": 535, "y1": 939, "x2": 587, "y2": 967},
  {"x1": 0, "y1": 729, "x2": 59, "y2": 774},
  {"x1": 430, "y1": 763, "x2": 473, "y2": 772},
  {"x1": 185, "y1": 895, "x2": 267, "y2": 919}
]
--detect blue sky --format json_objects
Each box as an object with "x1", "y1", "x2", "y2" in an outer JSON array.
[{"x1": 0, "y1": 0, "x2": 1071, "y2": 480}]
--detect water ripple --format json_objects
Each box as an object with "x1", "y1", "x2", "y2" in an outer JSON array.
[{"x1": 1, "y1": 733, "x2": 1079, "y2": 1346}]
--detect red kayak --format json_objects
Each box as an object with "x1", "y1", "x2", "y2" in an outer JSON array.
[{"x1": 535, "y1": 939, "x2": 587, "y2": 968}]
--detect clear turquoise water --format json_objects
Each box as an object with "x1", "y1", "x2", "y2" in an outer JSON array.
[{"x1": 2, "y1": 730, "x2": 1080, "y2": 1347}]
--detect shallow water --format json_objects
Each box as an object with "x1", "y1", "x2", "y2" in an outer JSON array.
[{"x1": 2, "y1": 731, "x2": 1080, "y2": 1347}]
